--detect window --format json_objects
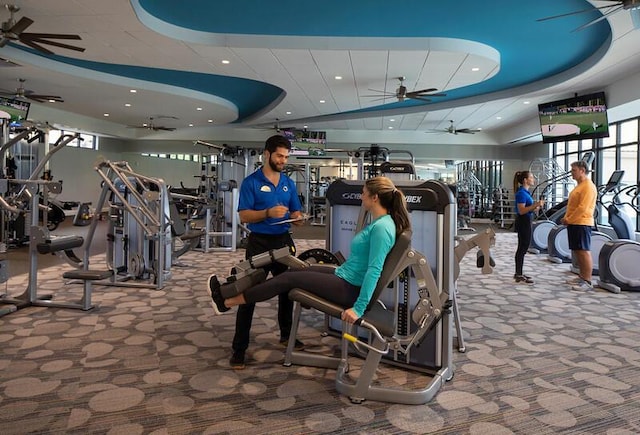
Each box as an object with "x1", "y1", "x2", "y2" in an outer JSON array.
[
  {"x1": 620, "y1": 119, "x2": 638, "y2": 144},
  {"x1": 552, "y1": 115, "x2": 639, "y2": 232},
  {"x1": 48, "y1": 129, "x2": 99, "y2": 150}
]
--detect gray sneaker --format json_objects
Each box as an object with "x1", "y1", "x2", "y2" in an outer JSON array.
[
  {"x1": 566, "y1": 276, "x2": 582, "y2": 285},
  {"x1": 571, "y1": 279, "x2": 594, "y2": 291}
]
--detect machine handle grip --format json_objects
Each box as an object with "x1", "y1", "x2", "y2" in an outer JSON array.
[
  {"x1": 343, "y1": 333, "x2": 358, "y2": 343},
  {"x1": 341, "y1": 331, "x2": 389, "y2": 355}
]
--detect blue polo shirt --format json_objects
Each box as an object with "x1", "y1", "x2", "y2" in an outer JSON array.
[
  {"x1": 238, "y1": 167, "x2": 302, "y2": 235},
  {"x1": 514, "y1": 186, "x2": 534, "y2": 217}
]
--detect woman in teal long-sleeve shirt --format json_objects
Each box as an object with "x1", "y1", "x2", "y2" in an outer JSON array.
[{"x1": 209, "y1": 176, "x2": 411, "y2": 324}]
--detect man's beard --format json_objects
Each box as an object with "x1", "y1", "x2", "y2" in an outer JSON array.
[{"x1": 268, "y1": 156, "x2": 283, "y2": 172}]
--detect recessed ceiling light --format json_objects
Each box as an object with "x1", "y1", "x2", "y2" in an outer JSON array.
[
  {"x1": 388, "y1": 126, "x2": 393, "y2": 129},
  {"x1": 196, "y1": 107, "x2": 203, "y2": 111},
  {"x1": 319, "y1": 100, "x2": 325, "y2": 104},
  {"x1": 189, "y1": 123, "x2": 194, "y2": 127},
  {"x1": 303, "y1": 125, "x2": 308, "y2": 128},
  {"x1": 335, "y1": 76, "x2": 342, "y2": 80},
  {"x1": 124, "y1": 103, "x2": 131, "y2": 107},
  {"x1": 208, "y1": 119, "x2": 213, "y2": 123},
  {"x1": 221, "y1": 60, "x2": 230, "y2": 64},
  {"x1": 523, "y1": 101, "x2": 530, "y2": 105},
  {"x1": 103, "y1": 113, "x2": 109, "y2": 117},
  {"x1": 286, "y1": 111, "x2": 292, "y2": 115},
  {"x1": 129, "y1": 89, "x2": 137, "y2": 93},
  {"x1": 389, "y1": 118, "x2": 395, "y2": 122},
  {"x1": 496, "y1": 116, "x2": 502, "y2": 120},
  {"x1": 471, "y1": 67, "x2": 480, "y2": 72}
]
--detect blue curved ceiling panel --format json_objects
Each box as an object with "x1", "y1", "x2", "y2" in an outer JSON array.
[{"x1": 132, "y1": 0, "x2": 612, "y2": 122}]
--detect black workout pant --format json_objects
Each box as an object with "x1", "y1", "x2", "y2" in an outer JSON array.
[
  {"x1": 232, "y1": 232, "x2": 294, "y2": 353},
  {"x1": 243, "y1": 265, "x2": 361, "y2": 310},
  {"x1": 514, "y1": 214, "x2": 532, "y2": 276}
]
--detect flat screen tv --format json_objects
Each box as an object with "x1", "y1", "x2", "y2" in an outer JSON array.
[
  {"x1": 0, "y1": 96, "x2": 30, "y2": 125},
  {"x1": 538, "y1": 91, "x2": 609, "y2": 143},
  {"x1": 282, "y1": 129, "x2": 326, "y2": 148}
]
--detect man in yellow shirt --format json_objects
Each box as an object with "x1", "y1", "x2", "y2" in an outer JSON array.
[{"x1": 562, "y1": 160, "x2": 597, "y2": 291}]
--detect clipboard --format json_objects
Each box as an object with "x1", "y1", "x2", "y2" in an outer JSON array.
[{"x1": 269, "y1": 214, "x2": 310, "y2": 225}]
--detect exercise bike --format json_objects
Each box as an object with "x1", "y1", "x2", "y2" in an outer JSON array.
[{"x1": 597, "y1": 183, "x2": 640, "y2": 293}]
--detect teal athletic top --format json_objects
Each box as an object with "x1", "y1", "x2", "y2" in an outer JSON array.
[{"x1": 335, "y1": 214, "x2": 396, "y2": 317}]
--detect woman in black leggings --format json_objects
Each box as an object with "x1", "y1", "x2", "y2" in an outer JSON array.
[
  {"x1": 209, "y1": 177, "x2": 411, "y2": 325},
  {"x1": 513, "y1": 171, "x2": 544, "y2": 283}
]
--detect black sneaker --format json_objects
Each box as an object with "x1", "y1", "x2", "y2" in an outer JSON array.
[
  {"x1": 229, "y1": 350, "x2": 245, "y2": 370},
  {"x1": 208, "y1": 275, "x2": 229, "y2": 314},
  {"x1": 280, "y1": 337, "x2": 305, "y2": 350},
  {"x1": 514, "y1": 274, "x2": 534, "y2": 284}
]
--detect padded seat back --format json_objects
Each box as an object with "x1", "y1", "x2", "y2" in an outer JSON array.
[
  {"x1": 169, "y1": 201, "x2": 186, "y2": 237},
  {"x1": 364, "y1": 230, "x2": 412, "y2": 313}
]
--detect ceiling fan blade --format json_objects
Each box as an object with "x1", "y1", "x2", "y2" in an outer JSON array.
[
  {"x1": 456, "y1": 129, "x2": 477, "y2": 134},
  {"x1": 25, "y1": 95, "x2": 47, "y2": 103},
  {"x1": 366, "y1": 97, "x2": 392, "y2": 103},
  {"x1": 361, "y1": 93, "x2": 394, "y2": 98},
  {"x1": 572, "y1": 5, "x2": 623, "y2": 32},
  {"x1": 410, "y1": 88, "x2": 438, "y2": 94},
  {"x1": 24, "y1": 36, "x2": 85, "y2": 52},
  {"x1": 154, "y1": 126, "x2": 176, "y2": 131},
  {"x1": 9, "y1": 17, "x2": 34, "y2": 35},
  {"x1": 18, "y1": 38, "x2": 54, "y2": 55},
  {"x1": 365, "y1": 88, "x2": 391, "y2": 94},
  {"x1": 536, "y1": 3, "x2": 620, "y2": 22},
  {"x1": 21, "y1": 32, "x2": 82, "y2": 40},
  {"x1": 27, "y1": 94, "x2": 64, "y2": 102}
]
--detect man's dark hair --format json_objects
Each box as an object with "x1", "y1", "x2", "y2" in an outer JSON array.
[
  {"x1": 571, "y1": 160, "x2": 589, "y2": 173},
  {"x1": 265, "y1": 134, "x2": 291, "y2": 153}
]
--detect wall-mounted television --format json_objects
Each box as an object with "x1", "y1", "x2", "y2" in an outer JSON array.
[
  {"x1": 538, "y1": 91, "x2": 609, "y2": 143},
  {"x1": 282, "y1": 129, "x2": 326, "y2": 148},
  {"x1": 0, "y1": 96, "x2": 30, "y2": 125}
]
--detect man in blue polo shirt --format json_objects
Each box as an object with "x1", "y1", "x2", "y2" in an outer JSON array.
[{"x1": 211, "y1": 134, "x2": 304, "y2": 369}]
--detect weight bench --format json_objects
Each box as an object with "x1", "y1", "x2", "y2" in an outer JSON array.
[
  {"x1": 283, "y1": 230, "x2": 453, "y2": 405},
  {"x1": 61, "y1": 269, "x2": 113, "y2": 310}
]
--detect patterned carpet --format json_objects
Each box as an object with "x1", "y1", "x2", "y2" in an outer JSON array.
[{"x1": 1, "y1": 232, "x2": 640, "y2": 434}]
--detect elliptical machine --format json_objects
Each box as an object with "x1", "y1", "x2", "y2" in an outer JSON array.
[
  {"x1": 597, "y1": 183, "x2": 640, "y2": 293},
  {"x1": 548, "y1": 170, "x2": 625, "y2": 267}
]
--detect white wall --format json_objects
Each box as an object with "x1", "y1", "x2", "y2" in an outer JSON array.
[{"x1": 48, "y1": 146, "x2": 121, "y2": 203}]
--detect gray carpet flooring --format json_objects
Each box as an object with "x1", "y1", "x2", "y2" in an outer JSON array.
[{"x1": 1, "y1": 230, "x2": 640, "y2": 434}]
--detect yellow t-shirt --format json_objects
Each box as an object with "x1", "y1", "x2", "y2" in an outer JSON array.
[{"x1": 564, "y1": 179, "x2": 597, "y2": 226}]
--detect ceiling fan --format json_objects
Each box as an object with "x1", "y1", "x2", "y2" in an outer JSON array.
[
  {"x1": 0, "y1": 4, "x2": 85, "y2": 55},
  {"x1": 255, "y1": 118, "x2": 295, "y2": 133},
  {"x1": 0, "y1": 78, "x2": 63, "y2": 102},
  {"x1": 128, "y1": 116, "x2": 178, "y2": 132},
  {"x1": 537, "y1": 0, "x2": 640, "y2": 32},
  {"x1": 363, "y1": 76, "x2": 446, "y2": 103},
  {"x1": 427, "y1": 120, "x2": 482, "y2": 135}
]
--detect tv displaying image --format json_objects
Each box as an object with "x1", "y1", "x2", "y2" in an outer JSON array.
[
  {"x1": 282, "y1": 129, "x2": 326, "y2": 148},
  {"x1": 538, "y1": 92, "x2": 609, "y2": 143},
  {"x1": 0, "y1": 96, "x2": 30, "y2": 124}
]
